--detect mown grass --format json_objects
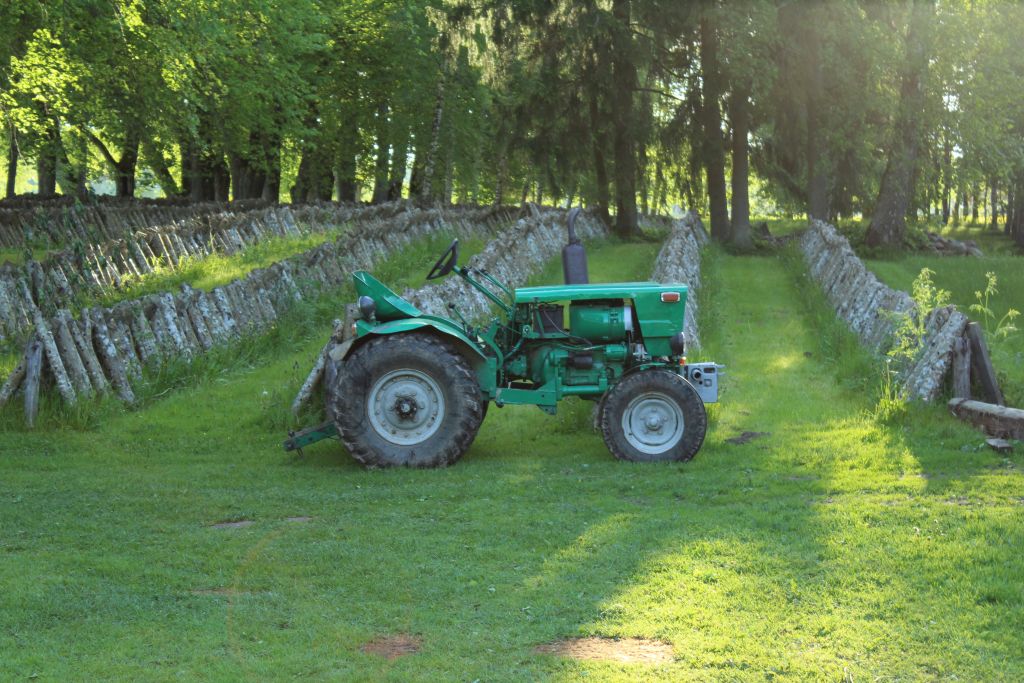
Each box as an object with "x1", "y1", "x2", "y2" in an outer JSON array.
[{"x1": 1, "y1": 239, "x2": 1022, "y2": 681}]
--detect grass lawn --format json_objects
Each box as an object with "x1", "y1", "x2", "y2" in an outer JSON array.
[{"x1": 1, "y1": 239, "x2": 1022, "y2": 681}]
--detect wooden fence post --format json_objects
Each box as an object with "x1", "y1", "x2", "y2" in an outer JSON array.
[
  {"x1": 952, "y1": 335, "x2": 971, "y2": 399},
  {"x1": 966, "y1": 322, "x2": 1004, "y2": 406}
]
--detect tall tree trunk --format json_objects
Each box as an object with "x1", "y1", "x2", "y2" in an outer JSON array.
[
  {"x1": 443, "y1": 150, "x2": 454, "y2": 205},
  {"x1": 494, "y1": 149, "x2": 507, "y2": 206},
  {"x1": 5, "y1": 123, "x2": 18, "y2": 198},
  {"x1": 36, "y1": 125, "x2": 59, "y2": 196},
  {"x1": 293, "y1": 148, "x2": 332, "y2": 203},
  {"x1": 588, "y1": 80, "x2": 612, "y2": 226},
  {"x1": 183, "y1": 137, "x2": 224, "y2": 202},
  {"x1": 700, "y1": 15, "x2": 730, "y2": 242},
  {"x1": 865, "y1": 0, "x2": 935, "y2": 249},
  {"x1": 805, "y1": 14, "x2": 829, "y2": 221},
  {"x1": 989, "y1": 179, "x2": 999, "y2": 231},
  {"x1": 335, "y1": 122, "x2": 359, "y2": 202},
  {"x1": 208, "y1": 158, "x2": 226, "y2": 201},
  {"x1": 182, "y1": 137, "x2": 197, "y2": 199},
  {"x1": 145, "y1": 138, "x2": 179, "y2": 197},
  {"x1": 409, "y1": 143, "x2": 425, "y2": 200},
  {"x1": 372, "y1": 102, "x2": 391, "y2": 204},
  {"x1": 419, "y1": 78, "x2": 445, "y2": 201},
  {"x1": 1011, "y1": 183, "x2": 1019, "y2": 236},
  {"x1": 971, "y1": 185, "x2": 979, "y2": 222},
  {"x1": 941, "y1": 141, "x2": 952, "y2": 224},
  {"x1": 262, "y1": 136, "x2": 281, "y2": 202},
  {"x1": 1008, "y1": 172, "x2": 1023, "y2": 245},
  {"x1": 610, "y1": 0, "x2": 640, "y2": 238},
  {"x1": 115, "y1": 133, "x2": 140, "y2": 198},
  {"x1": 56, "y1": 132, "x2": 87, "y2": 198},
  {"x1": 729, "y1": 85, "x2": 754, "y2": 251},
  {"x1": 387, "y1": 129, "x2": 409, "y2": 201}
]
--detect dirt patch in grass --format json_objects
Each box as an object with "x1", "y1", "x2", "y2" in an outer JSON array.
[
  {"x1": 285, "y1": 516, "x2": 313, "y2": 523},
  {"x1": 190, "y1": 587, "x2": 251, "y2": 596},
  {"x1": 534, "y1": 637, "x2": 674, "y2": 664},
  {"x1": 725, "y1": 431, "x2": 771, "y2": 445},
  {"x1": 361, "y1": 634, "x2": 422, "y2": 660},
  {"x1": 209, "y1": 519, "x2": 254, "y2": 529}
]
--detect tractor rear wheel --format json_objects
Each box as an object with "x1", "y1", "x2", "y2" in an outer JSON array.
[
  {"x1": 331, "y1": 333, "x2": 485, "y2": 468},
  {"x1": 600, "y1": 369, "x2": 707, "y2": 462}
]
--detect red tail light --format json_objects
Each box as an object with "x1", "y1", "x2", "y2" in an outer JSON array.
[{"x1": 661, "y1": 292, "x2": 680, "y2": 303}]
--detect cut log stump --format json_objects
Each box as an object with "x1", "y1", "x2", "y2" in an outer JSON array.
[
  {"x1": 951, "y1": 335, "x2": 971, "y2": 399},
  {"x1": 949, "y1": 399, "x2": 1024, "y2": 440},
  {"x1": 966, "y1": 323, "x2": 1004, "y2": 406}
]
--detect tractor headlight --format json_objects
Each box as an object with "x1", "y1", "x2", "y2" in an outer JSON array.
[{"x1": 357, "y1": 295, "x2": 377, "y2": 321}]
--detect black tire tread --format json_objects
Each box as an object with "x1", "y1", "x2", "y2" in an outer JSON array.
[
  {"x1": 600, "y1": 368, "x2": 707, "y2": 463},
  {"x1": 330, "y1": 333, "x2": 484, "y2": 468}
]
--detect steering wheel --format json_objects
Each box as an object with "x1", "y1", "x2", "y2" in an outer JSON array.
[{"x1": 426, "y1": 238, "x2": 460, "y2": 280}]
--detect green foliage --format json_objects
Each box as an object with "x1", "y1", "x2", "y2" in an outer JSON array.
[
  {"x1": 889, "y1": 268, "x2": 951, "y2": 367},
  {"x1": 868, "y1": 249, "x2": 1024, "y2": 407},
  {"x1": 870, "y1": 266, "x2": 950, "y2": 422},
  {"x1": 969, "y1": 271, "x2": 1020, "y2": 341},
  {"x1": 2, "y1": 1, "x2": 1024, "y2": 250}
]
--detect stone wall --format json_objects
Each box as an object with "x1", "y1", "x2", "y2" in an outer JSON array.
[
  {"x1": 0, "y1": 204, "x2": 517, "y2": 411},
  {"x1": 0, "y1": 201, "x2": 516, "y2": 343},
  {"x1": 650, "y1": 211, "x2": 710, "y2": 351},
  {"x1": 0, "y1": 198, "x2": 270, "y2": 248},
  {"x1": 800, "y1": 219, "x2": 969, "y2": 401}
]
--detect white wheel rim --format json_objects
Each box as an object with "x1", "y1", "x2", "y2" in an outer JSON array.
[
  {"x1": 367, "y1": 369, "x2": 445, "y2": 446},
  {"x1": 621, "y1": 392, "x2": 685, "y2": 455}
]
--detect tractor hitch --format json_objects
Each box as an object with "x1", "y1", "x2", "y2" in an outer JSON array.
[{"x1": 283, "y1": 420, "x2": 339, "y2": 454}]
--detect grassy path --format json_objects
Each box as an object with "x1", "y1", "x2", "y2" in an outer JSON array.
[{"x1": 0, "y1": 246, "x2": 1021, "y2": 680}]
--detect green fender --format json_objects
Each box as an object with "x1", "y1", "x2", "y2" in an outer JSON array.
[{"x1": 340, "y1": 316, "x2": 498, "y2": 396}]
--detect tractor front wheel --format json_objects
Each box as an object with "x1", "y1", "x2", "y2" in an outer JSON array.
[
  {"x1": 600, "y1": 369, "x2": 707, "y2": 462},
  {"x1": 331, "y1": 333, "x2": 485, "y2": 467}
]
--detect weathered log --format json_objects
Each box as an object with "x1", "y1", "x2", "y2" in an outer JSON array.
[
  {"x1": 210, "y1": 287, "x2": 239, "y2": 338},
  {"x1": 292, "y1": 344, "x2": 330, "y2": 417},
  {"x1": 89, "y1": 308, "x2": 136, "y2": 404},
  {"x1": 53, "y1": 310, "x2": 94, "y2": 397},
  {"x1": 180, "y1": 285, "x2": 214, "y2": 351},
  {"x1": 30, "y1": 307, "x2": 77, "y2": 405},
  {"x1": 966, "y1": 322, "x2": 1004, "y2": 406},
  {"x1": 951, "y1": 335, "x2": 971, "y2": 399},
  {"x1": 949, "y1": 399, "x2": 1024, "y2": 440},
  {"x1": 69, "y1": 309, "x2": 110, "y2": 395},
  {"x1": 121, "y1": 300, "x2": 159, "y2": 365},
  {"x1": 23, "y1": 339, "x2": 43, "y2": 427}
]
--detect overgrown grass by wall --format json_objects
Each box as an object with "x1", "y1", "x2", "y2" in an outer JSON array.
[
  {"x1": 866, "y1": 253, "x2": 1024, "y2": 406},
  {"x1": 87, "y1": 227, "x2": 349, "y2": 307}
]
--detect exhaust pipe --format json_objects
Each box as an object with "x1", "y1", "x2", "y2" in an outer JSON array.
[{"x1": 562, "y1": 207, "x2": 589, "y2": 284}]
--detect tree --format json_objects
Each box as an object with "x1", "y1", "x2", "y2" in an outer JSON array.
[
  {"x1": 866, "y1": 0, "x2": 937, "y2": 248},
  {"x1": 698, "y1": 13, "x2": 730, "y2": 242}
]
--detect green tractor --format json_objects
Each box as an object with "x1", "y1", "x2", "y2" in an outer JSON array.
[{"x1": 285, "y1": 209, "x2": 721, "y2": 467}]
